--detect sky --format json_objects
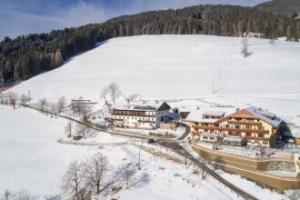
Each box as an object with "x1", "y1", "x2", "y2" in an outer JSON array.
[{"x1": 0, "y1": 0, "x2": 269, "y2": 40}]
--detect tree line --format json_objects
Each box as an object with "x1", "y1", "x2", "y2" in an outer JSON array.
[{"x1": 1, "y1": 4, "x2": 299, "y2": 86}]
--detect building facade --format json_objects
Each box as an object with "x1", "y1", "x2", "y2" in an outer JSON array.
[
  {"x1": 111, "y1": 102, "x2": 171, "y2": 130},
  {"x1": 190, "y1": 107, "x2": 283, "y2": 147}
]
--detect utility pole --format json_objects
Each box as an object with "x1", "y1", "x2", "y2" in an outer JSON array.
[
  {"x1": 28, "y1": 90, "x2": 31, "y2": 101},
  {"x1": 138, "y1": 150, "x2": 141, "y2": 170}
]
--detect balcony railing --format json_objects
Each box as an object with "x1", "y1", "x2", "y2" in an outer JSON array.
[
  {"x1": 193, "y1": 125, "x2": 269, "y2": 134},
  {"x1": 227, "y1": 121, "x2": 261, "y2": 126}
]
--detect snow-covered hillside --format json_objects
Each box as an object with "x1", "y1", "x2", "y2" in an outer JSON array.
[
  {"x1": 1, "y1": 35, "x2": 300, "y2": 199},
  {"x1": 7, "y1": 35, "x2": 300, "y2": 101}
]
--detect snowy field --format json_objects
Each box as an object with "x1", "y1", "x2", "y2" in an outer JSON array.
[
  {"x1": 0, "y1": 105, "x2": 244, "y2": 199},
  {"x1": 0, "y1": 106, "x2": 94, "y2": 195}
]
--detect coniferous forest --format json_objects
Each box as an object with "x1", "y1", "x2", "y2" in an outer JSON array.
[{"x1": 0, "y1": 4, "x2": 299, "y2": 86}]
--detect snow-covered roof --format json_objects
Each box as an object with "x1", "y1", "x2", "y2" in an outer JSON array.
[
  {"x1": 203, "y1": 111, "x2": 225, "y2": 117},
  {"x1": 246, "y1": 106, "x2": 283, "y2": 128},
  {"x1": 113, "y1": 101, "x2": 170, "y2": 112},
  {"x1": 186, "y1": 114, "x2": 219, "y2": 123},
  {"x1": 229, "y1": 106, "x2": 283, "y2": 128},
  {"x1": 186, "y1": 108, "x2": 232, "y2": 123},
  {"x1": 187, "y1": 106, "x2": 283, "y2": 128}
]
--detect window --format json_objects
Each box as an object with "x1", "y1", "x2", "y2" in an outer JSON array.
[{"x1": 263, "y1": 141, "x2": 268, "y2": 145}]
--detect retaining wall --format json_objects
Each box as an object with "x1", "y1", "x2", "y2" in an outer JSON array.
[{"x1": 193, "y1": 144, "x2": 300, "y2": 191}]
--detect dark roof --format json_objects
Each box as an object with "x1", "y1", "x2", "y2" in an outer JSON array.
[
  {"x1": 157, "y1": 102, "x2": 171, "y2": 111},
  {"x1": 133, "y1": 105, "x2": 157, "y2": 111}
]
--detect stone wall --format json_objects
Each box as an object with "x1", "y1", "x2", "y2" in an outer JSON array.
[{"x1": 192, "y1": 144, "x2": 300, "y2": 191}]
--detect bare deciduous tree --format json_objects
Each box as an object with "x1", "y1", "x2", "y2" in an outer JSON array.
[
  {"x1": 49, "y1": 103, "x2": 58, "y2": 117},
  {"x1": 62, "y1": 161, "x2": 90, "y2": 200},
  {"x1": 108, "y1": 82, "x2": 121, "y2": 104},
  {"x1": 71, "y1": 99, "x2": 91, "y2": 120},
  {"x1": 74, "y1": 123, "x2": 92, "y2": 139},
  {"x1": 61, "y1": 157, "x2": 147, "y2": 199},
  {"x1": 85, "y1": 153, "x2": 109, "y2": 194},
  {"x1": 38, "y1": 98, "x2": 48, "y2": 113},
  {"x1": 102, "y1": 82, "x2": 122, "y2": 104},
  {"x1": 7, "y1": 92, "x2": 18, "y2": 109},
  {"x1": 58, "y1": 96, "x2": 66, "y2": 113}
]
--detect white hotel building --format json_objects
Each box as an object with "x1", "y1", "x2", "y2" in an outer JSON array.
[{"x1": 111, "y1": 102, "x2": 171, "y2": 129}]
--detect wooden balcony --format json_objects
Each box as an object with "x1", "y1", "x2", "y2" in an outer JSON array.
[
  {"x1": 194, "y1": 125, "x2": 269, "y2": 134},
  {"x1": 227, "y1": 121, "x2": 261, "y2": 126}
]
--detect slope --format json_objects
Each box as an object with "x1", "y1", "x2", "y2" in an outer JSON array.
[{"x1": 7, "y1": 35, "x2": 300, "y2": 101}]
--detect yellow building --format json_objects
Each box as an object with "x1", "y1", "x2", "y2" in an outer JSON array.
[{"x1": 190, "y1": 107, "x2": 283, "y2": 147}]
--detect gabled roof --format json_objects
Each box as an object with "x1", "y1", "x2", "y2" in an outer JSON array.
[
  {"x1": 230, "y1": 107, "x2": 283, "y2": 128},
  {"x1": 157, "y1": 102, "x2": 171, "y2": 111},
  {"x1": 113, "y1": 101, "x2": 171, "y2": 112},
  {"x1": 229, "y1": 109, "x2": 254, "y2": 117}
]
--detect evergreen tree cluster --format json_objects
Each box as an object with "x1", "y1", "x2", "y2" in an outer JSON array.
[
  {"x1": 256, "y1": 0, "x2": 300, "y2": 18},
  {"x1": 0, "y1": 5, "x2": 299, "y2": 85}
]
